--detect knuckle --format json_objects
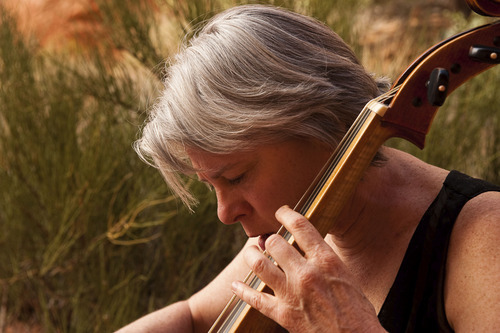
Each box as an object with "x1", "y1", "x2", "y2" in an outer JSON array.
[
  {"x1": 288, "y1": 215, "x2": 309, "y2": 231},
  {"x1": 296, "y1": 268, "x2": 318, "y2": 288},
  {"x1": 251, "y1": 257, "x2": 267, "y2": 274},
  {"x1": 322, "y1": 253, "x2": 340, "y2": 267},
  {"x1": 317, "y1": 250, "x2": 343, "y2": 272},
  {"x1": 250, "y1": 293, "x2": 263, "y2": 311},
  {"x1": 265, "y1": 234, "x2": 281, "y2": 248}
]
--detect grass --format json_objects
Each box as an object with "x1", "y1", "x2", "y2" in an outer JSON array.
[
  {"x1": 0, "y1": 2, "x2": 245, "y2": 331},
  {"x1": 0, "y1": 0, "x2": 498, "y2": 331}
]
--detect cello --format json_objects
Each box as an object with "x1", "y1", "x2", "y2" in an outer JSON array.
[{"x1": 209, "y1": 0, "x2": 500, "y2": 331}]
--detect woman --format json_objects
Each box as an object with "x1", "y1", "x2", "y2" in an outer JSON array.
[{"x1": 117, "y1": 5, "x2": 500, "y2": 332}]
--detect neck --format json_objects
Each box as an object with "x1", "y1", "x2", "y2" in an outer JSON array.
[{"x1": 326, "y1": 147, "x2": 447, "y2": 259}]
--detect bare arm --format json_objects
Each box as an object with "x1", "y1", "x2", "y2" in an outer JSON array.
[
  {"x1": 115, "y1": 300, "x2": 194, "y2": 333},
  {"x1": 445, "y1": 191, "x2": 500, "y2": 331},
  {"x1": 115, "y1": 237, "x2": 257, "y2": 333}
]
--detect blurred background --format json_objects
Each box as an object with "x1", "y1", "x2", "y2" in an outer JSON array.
[{"x1": 0, "y1": 0, "x2": 498, "y2": 331}]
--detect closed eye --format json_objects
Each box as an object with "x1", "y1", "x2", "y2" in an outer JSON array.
[{"x1": 227, "y1": 174, "x2": 245, "y2": 185}]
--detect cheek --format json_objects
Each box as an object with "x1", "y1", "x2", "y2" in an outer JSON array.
[
  {"x1": 269, "y1": 170, "x2": 318, "y2": 211},
  {"x1": 249, "y1": 178, "x2": 304, "y2": 213}
]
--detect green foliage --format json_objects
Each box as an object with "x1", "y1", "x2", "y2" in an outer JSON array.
[
  {"x1": 0, "y1": 3, "x2": 245, "y2": 331},
  {"x1": 0, "y1": 0, "x2": 498, "y2": 332}
]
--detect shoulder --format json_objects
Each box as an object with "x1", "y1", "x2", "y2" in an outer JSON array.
[{"x1": 445, "y1": 190, "x2": 500, "y2": 331}]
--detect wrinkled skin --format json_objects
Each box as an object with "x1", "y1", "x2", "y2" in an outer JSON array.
[{"x1": 232, "y1": 206, "x2": 386, "y2": 333}]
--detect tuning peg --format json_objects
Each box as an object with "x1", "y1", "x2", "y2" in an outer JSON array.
[
  {"x1": 426, "y1": 68, "x2": 449, "y2": 106},
  {"x1": 469, "y1": 45, "x2": 500, "y2": 64}
]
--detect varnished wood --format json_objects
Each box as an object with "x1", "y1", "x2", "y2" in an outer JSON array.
[
  {"x1": 211, "y1": 9, "x2": 500, "y2": 333},
  {"x1": 226, "y1": 285, "x2": 287, "y2": 333},
  {"x1": 383, "y1": 21, "x2": 500, "y2": 148},
  {"x1": 213, "y1": 104, "x2": 396, "y2": 332},
  {"x1": 466, "y1": 0, "x2": 500, "y2": 16},
  {"x1": 301, "y1": 105, "x2": 394, "y2": 238}
]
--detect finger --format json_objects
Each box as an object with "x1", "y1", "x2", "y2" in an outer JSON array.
[
  {"x1": 264, "y1": 233, "x2": 306, "y2": 275},
  {"x1": 231, "y1": 280, "x2": 278, "y2": 319},
  {"x1": 275, "y1": 205, "x2": 330, "y2": 257},
  {"x1": 243, "y1": 245, "x2": 285, "y2": 293}
]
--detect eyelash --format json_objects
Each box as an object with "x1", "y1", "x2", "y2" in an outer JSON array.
[{"x1": 227, "y1": 174, "x2": 245, "y2": 185}]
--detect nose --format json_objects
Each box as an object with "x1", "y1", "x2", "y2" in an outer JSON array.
[{"x1": 215, "y1": 188, "x2": 250, "y2": 225}]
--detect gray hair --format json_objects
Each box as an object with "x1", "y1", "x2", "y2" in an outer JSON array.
[{"x1": 135, "y1": 4, "x2": 389, "y2": 206}]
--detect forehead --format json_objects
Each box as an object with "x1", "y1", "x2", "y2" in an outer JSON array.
[{"x1": 186, "y1": 147, "x2": 256, "y2": 174}]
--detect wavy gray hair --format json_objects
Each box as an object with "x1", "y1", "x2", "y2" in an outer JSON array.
[{"x1": 135, "y1": 4, "x2": 389, "y2": 206}]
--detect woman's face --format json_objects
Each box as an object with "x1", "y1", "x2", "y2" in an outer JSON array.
[{"x1": 187, "y1": 138, "x2": 332, "y2": 241}]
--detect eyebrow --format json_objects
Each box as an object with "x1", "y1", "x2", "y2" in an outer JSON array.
[{"x1": 197, "y1": 162, "x2": 240, "y2": 183}]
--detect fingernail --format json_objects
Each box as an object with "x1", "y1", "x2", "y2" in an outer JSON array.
[
  {"x1": 231, "y1": 281, "x2": 241, "y2": 293},
  {"x1": 275, "y1": 205, "x2": 290, "y2": 217},
  {"x1": 278, "y1": 205, "x2": 289, "y2": 212}
]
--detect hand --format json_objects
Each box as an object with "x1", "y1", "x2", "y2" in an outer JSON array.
[{"x1": 231, "y1": 206, "x2": 385, "y2": 333}]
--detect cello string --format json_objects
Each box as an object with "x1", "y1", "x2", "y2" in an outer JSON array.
[
  {"x1": 279, "y1": 85, "x2": 401, "y2": 242},
  {"x1": 210, "y1": 85, "x2": 401, "y2": 332}
]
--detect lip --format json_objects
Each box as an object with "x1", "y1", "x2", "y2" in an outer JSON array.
[{"x1": 258, "y1": 233, "x2": 274, "y2": 251}]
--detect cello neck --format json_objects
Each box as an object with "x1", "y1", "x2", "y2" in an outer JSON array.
[{"x1": 210, "y1": 13, "x2": 500, "y2": 333}]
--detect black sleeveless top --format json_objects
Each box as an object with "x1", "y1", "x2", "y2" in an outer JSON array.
[{"x1": 378, "y1": 170, "x2": 500, "y2": 332}]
